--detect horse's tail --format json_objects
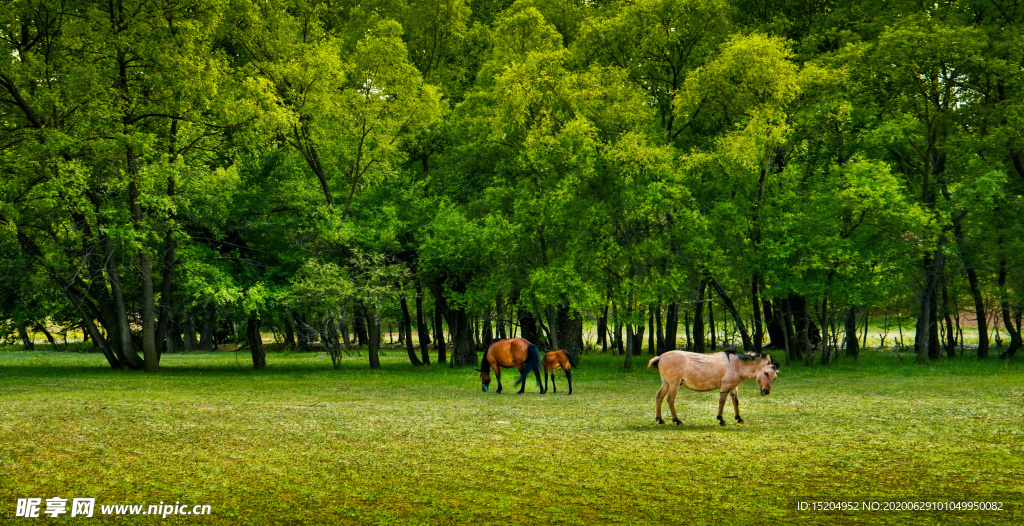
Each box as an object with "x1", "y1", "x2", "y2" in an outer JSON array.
[
  {"x1": 566, "y1": 350, "x2": 578, "y2": 368},
  {"x1": 647, "y1": 356, "x2": 661, "y2": 369},
  {"x1": 515, "y1": 343, "x2": 542, "y2": 386}
]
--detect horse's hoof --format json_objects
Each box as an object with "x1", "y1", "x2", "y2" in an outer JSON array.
[
  {"x1": 656, "y1": 418, "x2": 665, "y2": 424},
  {"x1": 735, "y1": 417, "x2": 744, "y2": 424},
  {"x1": 673, "y1": 418, "x2": 682, "y2": 426}
]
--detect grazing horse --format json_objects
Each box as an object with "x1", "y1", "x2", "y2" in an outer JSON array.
[
  {"x1": 542, "y1": 350, "x2": 577, "y2": 394},
  {"x1": 648, "y1": 349, "x2": 779, "y2": 426},
  {"x1": 476, "y1": 338, "x2": 543, "y2": 394}
]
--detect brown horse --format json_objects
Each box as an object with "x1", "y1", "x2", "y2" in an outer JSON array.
[
  {"x1": 476, "y1": 338, "x2": 543, "y2": 394},
  {"x1": 648, "y1": 349, "x2": 779, "y2": 426},
  {"x1": 542, "y1": 350, "x2": 577, "y2": 394}
]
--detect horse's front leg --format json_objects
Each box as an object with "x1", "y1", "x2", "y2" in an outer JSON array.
[
  {"x1": 730, "y1": 387, "x2": 743, "y2": 423},
  {"x1": 717, "y1": 391, "x2": 729, "y2": 426},
  {"x1": 516, "y1": 365, "x2": 526, "y2": 394},
  {"x1": 494, "y1": 367, "x2": 503, "y2": 393}
]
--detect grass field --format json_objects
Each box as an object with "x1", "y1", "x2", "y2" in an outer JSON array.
[{"x1": 1, "y1": 347, "x2": 1022, "y2": 525}]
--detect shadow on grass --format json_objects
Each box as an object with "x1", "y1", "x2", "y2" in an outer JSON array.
[
  {"x1": 0, "y1": 350, "x2": 457, "y2": 380},
  {"x1": 627, "y1": 422, "x2": 755, "y2": 432}
]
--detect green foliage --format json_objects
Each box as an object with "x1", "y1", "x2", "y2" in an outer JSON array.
[{"x1": 3, "y1": 0, "x2": 1023, "y2": 368}]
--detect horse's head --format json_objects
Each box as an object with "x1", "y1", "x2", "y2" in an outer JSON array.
[
  {"x1": 476, "y1": 368, "x2": 491, "y2": 391},
  {"x1": 757, "y1": 355, "x2": 779, "y2": 396}
]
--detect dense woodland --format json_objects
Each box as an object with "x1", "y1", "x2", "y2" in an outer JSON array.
[{"x1": 2, "y1": 0, "x2": 1023, "y2": 371}]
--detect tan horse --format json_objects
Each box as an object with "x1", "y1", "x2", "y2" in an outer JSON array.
[
  {"x1": 542, "y1": 350, "x2": 577, "y2": 394},
  {"x1": 648, "y1": 349, "x2": 779, "y2": 426}
]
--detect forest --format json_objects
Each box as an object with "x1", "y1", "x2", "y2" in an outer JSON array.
[{"x1": 2, "y1": 0, "x2": 1023, "y2": 372}]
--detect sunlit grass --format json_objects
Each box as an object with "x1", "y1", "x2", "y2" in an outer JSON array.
[{"x1": 1, "y1": 348, "x2": 1022, "y2": 525}]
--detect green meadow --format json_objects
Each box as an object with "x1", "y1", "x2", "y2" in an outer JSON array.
[{"x1": 1, "y1": 348, "x2": 1022, "y2": 525}]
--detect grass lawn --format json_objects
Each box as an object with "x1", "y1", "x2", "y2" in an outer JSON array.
[{"x1": 1, "y1": 347, "x2": 1022, "y2": 525}]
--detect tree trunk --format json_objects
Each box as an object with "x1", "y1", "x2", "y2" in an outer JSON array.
[
  {"x1": 518, "y1": 307, "x2": 540, "y2": 345},
  {"x1": 663, "y1": 302, "x2": 678, "y2": 354},
  {"x1": 693, "y1": 279, "x2": 708, "y2": 353},
  {"x1": 17, "y1": 322, "x2": 34, "y2": 350},
  {"x1": 155, "y1": 224, "x2": 177, "y2": 358},
  {"x1": 708, "y1": 289, "x2": 717, "y2": 351},
  {"x1": 367, "y1": 311, "x2": 382, "y2": 369},
  {"x1": 544, "y1": 304, "x2": 559, "y2": 351},
  {"x1": 400, "y1": 294, "x2": 422, "y2": 366},
  {"x1": 684, "y1": 310, "x2": 692, "y2": 350},
  {"x1": 624, "y1": 323, "x2": 642, "y2": 369},
  {"x1": 556, "y1": 302, "x2": 583, "y2": 363},
  {"x1": 781, "y1": 299, "x2": 793, "y2": 365},
  {"x1": 105, "y1": 236, "x2": 144, "y2": 369},
  {"x1": 611, "y1": 301, "x2": 623, "y2": 355},
  {"x1": 296, "y1": 311, "x2": 311, "y2": 351},
  {"x1": 433, "y1": 295, "x2": 446, "y2": 364},
  {"x1": 247, "y1": 314, "x2": 265, "y2": 370},
  {"x1": 184, "y1": 314, "x2": 198, "y2": 351},
  {"x1": 998, "y1": 257, "x2": 1023, "y2": 358},
  {"x1": 482, "y1": 311, "x2": 493, "y2": 346},
  {"x1": 339, "y1": 306, "x2": 352, "y2": 355},
  {"x1": 199, "y1": 303, "x2": 215, "y2": 351},
  {"x1": 167, "y1": 315, "x2": 184, "y2": 353},
  {"x1": 128, "y1": 178, "x2": 158, "y2": 372},
  {"x1": 707, "y1": 275, "x2": 753, "y2": 351},
  {"x1": 751, "y1": 274, "x2": 764, "y2": 353},
  {"x1": 648, "y1": 305, "x2": 657, "y2": 356},
  {"x1": 941, "y1": 281, "x2": 956, "y2": 359},
  {"x1": 956, "y1": 223, "x2": 989, "y2": 357},
  {"x1": 789, "y1": 294, "x2": 819, "y2": 361},
  {"x1": 415, "y1": 282, "x2": 431, "y2": 364},
  {"x1": 443, "y1": 304, "x2": 475, "y2": 367},
  {"x1": 915, "y1": 250, "x2": 944, "y2": 362},
  {"x1": 354, "y1": 302, "x2": 370, "y2": 346},
  {"x1": 763, "y1": 298, "x2": 786, "y2": 350},
  {"x1": 284, "y1": 317, "x2": 295, "y2": 348},
  {"x1": 844, "y1": 306, "x2": 859, "y2": 358}
]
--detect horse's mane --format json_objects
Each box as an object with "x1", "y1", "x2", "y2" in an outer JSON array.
[
  {"x1": 480, "y1": 344, "x2": 491, "y2": 371},
  {"x1": 724, "y1": 348, "x2": 764, "y2": 362},
  {"x1": 723, "y1": 348, "x2": 781, "y2": 369}
]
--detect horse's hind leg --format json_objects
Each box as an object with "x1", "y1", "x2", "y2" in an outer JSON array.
[
  {"x1": 550, "y1": 370, "x2": 557, "y2": 393},
  {"x1": 565, "y1": 368, "x2": 572, "y2": 395},
  {"x1": 666, "y1": 381, "x2": 683, "y2": 425},
  {"x1": 730, "y1": 387, "x2": 743, "y2": 423},
  {"x1": 533, "y1": 365, "x2": 543, "y2": 394},
  {"x1": 655, "y1": 380, "x2": 669, "y2": 424},
  {"x1": 544, "y1": 370, "x2": 550, "y2": 394}
]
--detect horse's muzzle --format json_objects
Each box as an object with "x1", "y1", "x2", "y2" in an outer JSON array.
[
  {"x1": 482, "y1": 385, "x2": 488, "y2": 392},
  {"x1": 760, "y1": 388, "x2": 770, "y2": 396}
]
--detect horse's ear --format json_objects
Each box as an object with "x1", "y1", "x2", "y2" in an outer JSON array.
[{"x1": 764, "y1": 354, "x2": 771, "y2": 363}]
